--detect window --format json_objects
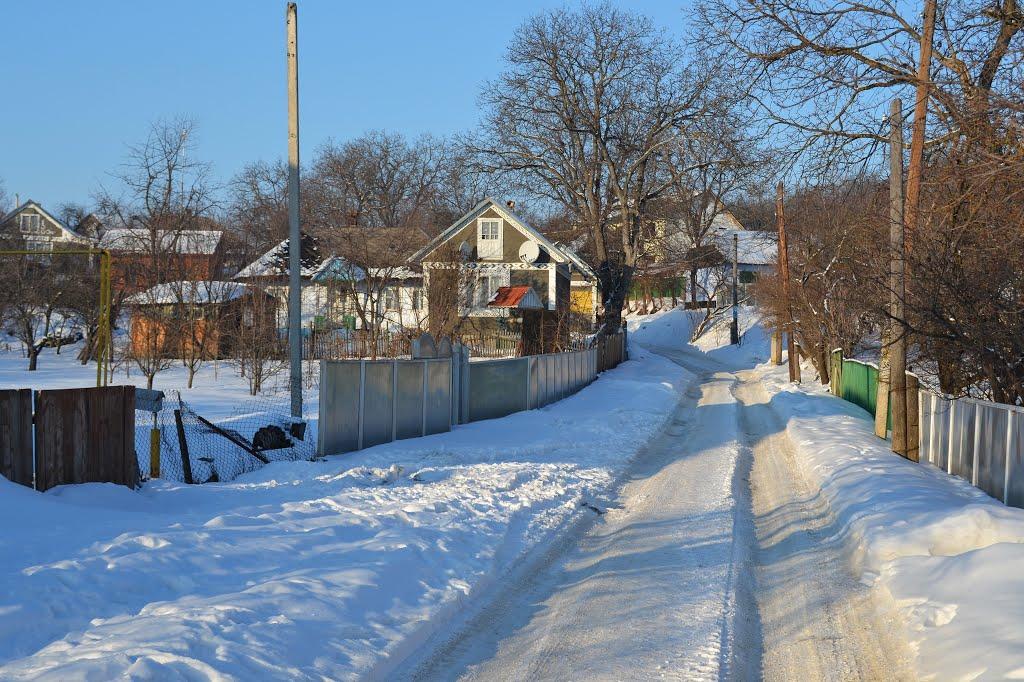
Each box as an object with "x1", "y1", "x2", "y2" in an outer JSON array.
[
  {"x1": 476, "y1": 273, "x2": 502, "y2": 308},
  {"x1": 19, "y1": 214, "x2": 41, "y2": 233},
  {"x1": 477, "y1": 218, "x2": 502, "y2": 259},
  {"x1": 384, "y1": 287, "x2": 400, "y2": 311}
]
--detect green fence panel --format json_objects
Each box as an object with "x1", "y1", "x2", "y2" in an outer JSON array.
[{"x1": 837, "y1": 358, "x2": 892, "y2": 430}]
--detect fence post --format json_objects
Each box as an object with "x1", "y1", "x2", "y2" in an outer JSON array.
[
  {"x1": 525, "y1": 357, "x2": 533, "y2": 411},
  {"x1": 173, "y1": 408, "x2": 194, "y2": 485},
  {"x1": 1005, "y1": 410, "x2": 1015, "y2": 505},
  {"x1": 392, "y1": 360, "x2": 399, "y2": 442},
  {"x1": 906, "y1": 373, "x2": 920, "y2": 462},
  {"x1": 947, "y1": 399, "x2": 956, "y2": 474},
  {"x1": 357, "y1": 360, "x2": 366, "y2": 451},
  {"x1": 422, "y1": 360, "x2": 429, "y2": 437},
  {"x1": 972, "y1": 401, "x2": 982, "y2": 486}
]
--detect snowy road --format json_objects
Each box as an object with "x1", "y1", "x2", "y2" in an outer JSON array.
[{"x1": 397, "y1": 345, "x2": 914, "y2": 681}]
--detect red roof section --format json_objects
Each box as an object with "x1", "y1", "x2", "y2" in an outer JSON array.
[{"x1": 487, "y1": 286, "x2": 535, "y2": 308}]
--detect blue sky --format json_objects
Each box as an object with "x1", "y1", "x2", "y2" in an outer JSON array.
[{"x1": 2, "y1": 1, "x2": 691, "y2": 210}]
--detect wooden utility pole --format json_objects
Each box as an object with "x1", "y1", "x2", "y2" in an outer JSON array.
[
  {"x1": 904, "y1": 0, "x2": 937, "y2": 255},
  {"x1": 776, "y1": 182, "x2": 799, "y2": 382},
  {"x1": 286, "y1": 2, "x2": 302, "y2": 419},
  {"x1": 730, "y1": 233, "x2": 739, "y2": 344},
  {"x1": 888, "y1": 98, "x2": 909, "y2": 458}
]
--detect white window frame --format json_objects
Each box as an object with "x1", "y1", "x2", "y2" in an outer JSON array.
[
  {"x1": 20, "y1": 214, "x2": 42, "y2": 233},
  {"x1": 477, "y1": 217, "x2": 503, "y2": 260}
]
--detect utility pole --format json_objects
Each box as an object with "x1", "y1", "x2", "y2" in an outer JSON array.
[
  {"x1": 286, "y1": 2, "x2": 302, "y2": 418},
  {"x1": 776, "y1": 182, "x2": 799, "y2": 382},
  {"x1": 889, "y1": 98, "x2": 909, "y2": 458},
  {"x1": 730, "y1": 233, "x2": 739, "y2": 344},
  {"x1": 904, "y1": 0, "x2": 937, "y2": 255}
]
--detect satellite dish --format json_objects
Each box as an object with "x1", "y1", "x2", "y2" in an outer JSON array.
[
  {"x1": 519, "y1": 241, "x2": 541, "y2": 264},
  {"x1": 458, "y1": 240, "x2": 473, "y2": 258}
]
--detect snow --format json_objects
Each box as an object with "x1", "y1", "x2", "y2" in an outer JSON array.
[
  {"x1": 0, "y1": 338, "x2": 690, "y2": 679},
  {"x1": 100, "y1": 229, "x2": 224, "y2": 255},
  {"x1": 756, "y1": 358, "x2": 1024, "y2": 681},
  {"x1": 124, "y1": 280, "x2": 254, "y2": 305}
]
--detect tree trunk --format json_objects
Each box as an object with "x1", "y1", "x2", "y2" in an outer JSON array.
[
  {"x1": 147, "y1": 374, "x2": 155, "y2": 390},
  {"x1": 28, "y1": 349, "x2": 38, "y2": 371}
]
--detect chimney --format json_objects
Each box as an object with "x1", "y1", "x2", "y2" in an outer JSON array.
[
  {"x1": 506, "y1": 200, "x2": 515, "y2": 210},
  {"x1": 14, "y1": 193, "x2": 19, "y2": 209}
]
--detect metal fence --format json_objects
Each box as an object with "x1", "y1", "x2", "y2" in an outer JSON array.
[
  {"x1": 318, "y1": 357, "x2": 454, "y2": 455},
  {"x1": 318, "y1": 331, "x2": 626, "y2": 456},
  {"x1": 919, "y1": 392, "x2": 1024, "y2": 507},
  {"x1": 466, "y1": 349, "x2": 597, "y2": 423}
]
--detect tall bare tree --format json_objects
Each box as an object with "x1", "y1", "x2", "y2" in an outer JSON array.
[{"x1": 476, "y1": 3, "x2": 712, "y2": 331}]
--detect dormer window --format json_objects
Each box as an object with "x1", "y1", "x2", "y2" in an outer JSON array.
[
  {"x1": 19, "y1": 214, "x2": 41, "y2": 232},
  {"x1": 477, "y1": 218, "x2": 502, "y2": 260}
]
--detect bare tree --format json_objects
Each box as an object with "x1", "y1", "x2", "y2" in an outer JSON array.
[
  {"x1": 96, "y1": 117, "x2": 219, "y2": 290},
  {"x1": 476, "y1": 3, "x2": 712, "y2": 332}
]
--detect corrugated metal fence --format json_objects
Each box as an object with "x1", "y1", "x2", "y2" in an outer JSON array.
[
  {"x1": 829, "y1": 349, "x2": 1024, "y2": 509},
  {"x1": 919, "y1": 393, "x2": 1024, "y2": 507},
  {"x1": 318, "y1": 331, "x2": 626, "y2": 456}
]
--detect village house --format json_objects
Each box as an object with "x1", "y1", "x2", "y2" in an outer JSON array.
[
  {"x1": 100, "y1": 228, "x2": 226, "y2": 295},
  {"x1": 0, "y1": 199, "x2": 93, "y2": 251},
  {"x1": 409, "y1": 198, "x2": 600, "y2": 348},
  {"x1": 631, "y1": 198, "x2": 777, "y2": 307},
  {"x1": 235, "y1": 228, "x2": 429, "y2": 335},
  {"x1": 124, "y1": 280, "x2": 277, "y2": 359}
]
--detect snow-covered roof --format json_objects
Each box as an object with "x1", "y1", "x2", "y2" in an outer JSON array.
[
  {"x1": 713, "y1": 229, "x2": 777, "y2": 266},
  {"x1": 235, "y1": 239, "x2": 322, "y2": 279},
  {"x1": 100, "y1": 229, "x2": 223, "y2": 255},
  {"x1": 126, "y1": 280, "x2": 253, "y2": 305}
]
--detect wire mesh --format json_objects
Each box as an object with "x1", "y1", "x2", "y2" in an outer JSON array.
[{"x1": 137, "y1": 391, "x2": 314, "y2": 484}]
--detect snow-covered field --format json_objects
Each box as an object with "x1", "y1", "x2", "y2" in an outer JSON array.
[{"x1": 0, "y1": 339, "x2": 691, "y2": 679}]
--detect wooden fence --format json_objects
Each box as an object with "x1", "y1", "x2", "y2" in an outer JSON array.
[{"x1": 0, "y1": 386, "x2": 137, "y2": 491}]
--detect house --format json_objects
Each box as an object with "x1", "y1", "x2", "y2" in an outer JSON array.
[
  {"x1": 235, "y1": 229, "x2": 429, "y2": 334},
  {"x1": 233, "y1": 234, "x2": 325, "y2": 331},
  {"x1": 100, "y1": 228, "x2": 225, "y2": 295},
  {"x1": 409, "y1": 198, "x2": 601, "y2": 341},
  {"x1": 311, "y1": 258, "x2": 426, "y2": 332},
  {"x1": 0, "y1": 200, "x2": 92, "y2": 251},
  {"x1": 631, "y1": 198, "x2": 776, "y2": 306},
  {"x1": 124, "y1": 280, "x2": 277, "y2": 359}
]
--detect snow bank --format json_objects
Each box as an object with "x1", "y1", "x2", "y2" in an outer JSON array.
[
  {"x1": 628, "y1": 306, "x2": 768, "y2": 367},
  {"x1": 759, "y1": 365, "x2": 1024, "y2": 681},
  {"x1": 0, "y1": 346, "x2": 691, "y2": 680}
]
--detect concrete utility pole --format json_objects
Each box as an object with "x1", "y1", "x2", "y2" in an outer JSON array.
[
  {"x1": 730, "y1": 233, "x2": 739, "y2": 344},
  {"x1": 286, "y1": 2, "x2": 302, "y2": 418},
  {"x1": 889, "y1": 99, "x2": 909, "y2": 458},
  {"x1": 776, "y1": 182, "x2": 799, "y2": 382}
]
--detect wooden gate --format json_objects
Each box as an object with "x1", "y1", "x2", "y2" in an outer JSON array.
[
  {"x1": 0, "y1": 389, "x2": 33, "y2": 487},
  {"x1": 33, "y1": 386, "x2": 138, "y2": 491}
]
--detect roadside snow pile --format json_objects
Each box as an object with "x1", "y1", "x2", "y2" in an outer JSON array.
[
  {"x1": 0, "y1": 346, "x2": 691, "y2": 680},
  {"x1": 628, "y1": 306, "x2": 767, "y2": 367},
  {"x1": 759, "y1": 366, "x2": 1024, "y2": 681}
]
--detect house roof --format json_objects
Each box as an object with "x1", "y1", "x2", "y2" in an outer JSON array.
[
  {"x1": 0, "y1": 200, "x2": 90, "y2": 243},
  {"x1": 100, "y1": 229, "x2": 223, "y2": 255},
  {"x1": 234, "y1": 237, "x2": 322, "y2": 279},
  {"x1": 409, "y1": 197, "x2": 576, "y2": 267},
  {"x1": 125, "y1": 280, "x2": 258, "y2": 305},
  {"x1": 487, "y1": 285, "x2": 544, "y2": 310},
  {"x1": 713, "y1": 229, "x2": 777, "y2": 266}
]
